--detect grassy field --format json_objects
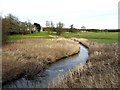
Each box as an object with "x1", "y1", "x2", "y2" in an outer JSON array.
[
  {"x1": 8, "y1": 32, "x2": 119, "y2": 44},
  {"x1": 3, "y1": 31, "x2": 119, "y2": 86},
  {"x1": 62, "y1": 32, "x2": 119, "y2": 44},
  {"x1": 8, "y1": 32, "x2": 53, "y2": 41},
  {"x1": 49, "y1": 39, "x2": 119, "y2": 88}
]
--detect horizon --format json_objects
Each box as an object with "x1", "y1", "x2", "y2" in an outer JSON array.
[{"x1": 0, "y1": 0, "x2": 119, "y2": 29}]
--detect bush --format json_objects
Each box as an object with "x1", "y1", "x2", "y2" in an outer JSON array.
[{"x1": 2, "y1": 19, "x2": 9, "y2": 45}]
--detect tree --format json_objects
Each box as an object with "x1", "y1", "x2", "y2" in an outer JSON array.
[
  {"x1": 81, "y1": 26, "x2": 86, "y2": 29},
  {"x1": 50, "y1": 21, "x2": 55, "y2": 33},
  {"x1": 19, "y1": 22, "x2": 29, "y2": 34},
  {"x1": 70, "y1": 24, "x2": 73, "y2": 29},
  {"x1": 69, "y1": 24, "x2": 74, "y2": 32},
  {"x1": 46, "y1": 21, "x2": 50, "y2": 27},
  {"x1": 56, "y1": 22, "x2": 64, "y2": 35},
  {"x1": 26, "y1": 20, "x2": 34, "y2": 34},
  {"x1": 33, "y1": 23, "x2": 41, "y2": 32},
  {"x1": 2, "y1": 14, "x2": 20, "y2": 44},
  {"x1": 50, "y1": 21, "x2": 54, "y2": 28},
  {"x1": 2, "y1": 18, "x2": 8, "y2": 45},
  {"x1": 46, "y1": 21, "x2": 51, "y2": 33},
  {"x1": 2, "y1": 13, "x2": 36, "y2": 44},
  {"x1": 4, "y1": 14, "x2": 20, "y2": 34}
]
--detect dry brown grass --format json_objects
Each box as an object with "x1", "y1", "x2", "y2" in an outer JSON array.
[
  {"x1": 50, "y1": 38, "x2": 119, "y2": 88},
  {"x1": 2, "y1": 38, "x2": 80, "y2": 84}
]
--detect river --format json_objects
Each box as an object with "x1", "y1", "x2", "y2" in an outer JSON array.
[{"x1": 3, "y1": 45, "x2": 89, "y2": 88}]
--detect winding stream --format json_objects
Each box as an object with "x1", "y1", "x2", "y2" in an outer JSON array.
[{"x1": 3, "y1": 45, "x2": 89, "y2": 88}]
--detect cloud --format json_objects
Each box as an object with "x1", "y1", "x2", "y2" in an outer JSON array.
[{"x1": 0, "y1": 0, "x2": 119, "y2": 29}]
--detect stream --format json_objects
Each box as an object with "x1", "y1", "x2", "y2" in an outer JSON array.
[{"x1": 3, "y1": 45, "x2": 89, "y2": 88}]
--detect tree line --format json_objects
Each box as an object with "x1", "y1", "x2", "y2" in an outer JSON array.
[
  {"x1": 45, "y1": 21, "x2": 65, "y2": 35},
  {"x1": 44, "y1": 21, "x2": 81, "y2": 35},
  {"x1": 1, "y1": 13, "x2": 83, "y2": 44},
  {"x1": 2, "y1": 14, "x2": 42, "y2": 44},
  {"x1": 2, "y1": 14, "x2": 38, "y2": 35}
]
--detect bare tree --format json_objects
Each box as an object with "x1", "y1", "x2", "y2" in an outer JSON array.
[
  {"x1": 49, "y1": 21, "x2": 54, "y2": 34},
  {"x1": 81, "y1": 26, "x2": 86, "y2": 29},
  {"x1": 46, "y1": 21, "x2": 50, "y2": 27},
  {"x1": 56, "y1": 22, "x2": 64, "y2": 35},
  {"x1": 70, "y1": 24, "x2": 73, "y2": 29},
  {"x1": 50, "y1": 21, "x2": 54, "y2": 28},
  {"x1": 69, "y1": 24, "x2": 74, "y2": 32},
  {"x1": 46, "y1": 21, "x2": 50, "y2": 33}
]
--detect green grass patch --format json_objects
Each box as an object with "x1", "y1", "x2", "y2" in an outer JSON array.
[
  {"x1": 62, "y1": 32, "x2": 119, "y2": 44},
  {"x1": 8, "y1": 31, "x2": 119, "y2": 44},
  {"x1": 8, "y1": 32, "x2": 53, "y2": 41}
]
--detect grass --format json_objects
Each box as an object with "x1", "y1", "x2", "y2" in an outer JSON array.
[
  {"x1": 3, "y1": 31, "x2": 119, "y2": 87},
  {"x1": 8, "y1": 32, "x2": 54, "y2": 41},
  {"x1": 2, "y1": 38, "x2": 80, "y2": 84},
  {"x1": 8, "y1": 32, "x2": 119, "y2": 44},
  {"x1": 62, "y1": 32, "x2": 119, "y2": 44},
  {"x1": 49, "y1": 39, "x2": 119, "y2": 88}
]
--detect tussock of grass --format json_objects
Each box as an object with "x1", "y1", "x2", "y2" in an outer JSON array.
[
  {"x1": 50, "y1": 38, "x2": 119, "y2": 88},
  {"x1": 2, "y1": 38, "x2": 80, "y2": 84}
]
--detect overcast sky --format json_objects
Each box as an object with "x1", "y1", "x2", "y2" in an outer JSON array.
[{"x1": 0, "y1": 0, "x2": 119, "y2": 29}]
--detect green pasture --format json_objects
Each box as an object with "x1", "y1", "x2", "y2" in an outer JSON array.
[
  {"x1": 62, "y1": 32, "x2": 119, "y2": 44},
  {"x1": 8, "y1": 32, "x2": 119, "y2": 44}
]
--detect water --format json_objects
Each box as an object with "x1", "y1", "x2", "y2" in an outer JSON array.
[{"x1": 3, "y1": 45, "x2": 89, "y2": 88}]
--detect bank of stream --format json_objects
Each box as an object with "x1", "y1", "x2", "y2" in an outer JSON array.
[{"x1": 3, "y1": 44, "x2": 89, "y2": 88}]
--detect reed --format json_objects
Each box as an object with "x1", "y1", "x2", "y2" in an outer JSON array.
[
  {"x1": 50, "y1": 38, "x2": 119, "y2": 88},
  {"x1": 2, "y1": 38, "x2": 80, "y2": 84}
]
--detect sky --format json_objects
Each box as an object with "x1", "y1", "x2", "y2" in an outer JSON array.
[{"x1": 0, "y1": 0, "x2": 119, "y2": 29}]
